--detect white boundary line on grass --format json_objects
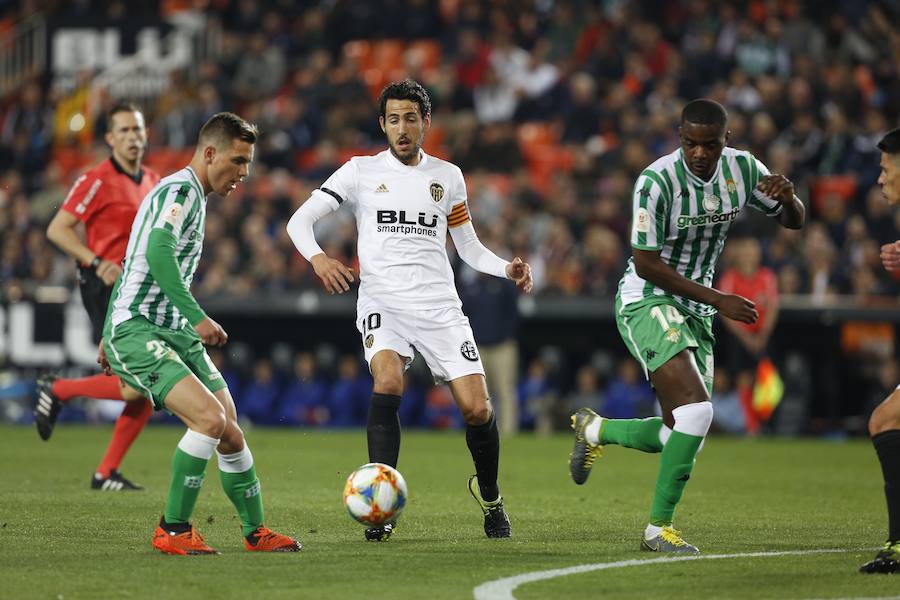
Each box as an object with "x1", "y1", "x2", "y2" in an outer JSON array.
[{"x1": 473, "y1": 548, "x2": 882, "y2": 600}]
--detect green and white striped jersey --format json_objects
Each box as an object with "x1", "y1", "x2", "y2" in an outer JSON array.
[
  {"x1": 109, "y1": 166, "x2": 207, "y2": 329},
  {"x1": 618, "y1": 147, "x2": 782, "y2": 317}
]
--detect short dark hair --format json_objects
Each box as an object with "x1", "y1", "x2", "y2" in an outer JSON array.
[
  {"x1": 106, "y1": 101, "x2": 142, "y2": 130},
  {"x1": 198, "y1": 112, "x2": 258, "y2": 147},
  {"x1": 681, "y1": 99, "x2": 728, "y2": 129},
  {"x1": 877, "y1": 128, "x2": 900, "y2": 154},
  {"x1": 378, "y1": 79, "x2": 431, "y2": 119}
]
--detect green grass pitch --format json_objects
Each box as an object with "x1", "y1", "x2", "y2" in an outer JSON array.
[{"x1": 1, "y1": 424, "x2": 896, "y2": 599}]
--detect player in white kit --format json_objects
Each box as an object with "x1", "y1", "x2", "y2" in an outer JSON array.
[{"x1": 287, "y1": 79, "x2": 533, "y2": 541}]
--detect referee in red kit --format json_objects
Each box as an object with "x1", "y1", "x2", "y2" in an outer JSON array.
[{"x1": 37, "y1": 102, "x2": 160, "y2": 491}]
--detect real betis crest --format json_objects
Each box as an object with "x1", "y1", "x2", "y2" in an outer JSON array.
[
  {"x1": 429, "y1": 182, "x2": 444, "y2": 203},
  {"x1": 725, "y1": 178, "x2": 737, "y2": 193},
  {"x1": 703, "y1": 193, "x2": 720, "y2": 213}
]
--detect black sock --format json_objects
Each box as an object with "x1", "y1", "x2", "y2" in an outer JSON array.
[
  {"x1": 466, "y1": 412, "x2": 500, "y2": 502},
  {"x1": 873, "y1": 430, "x2": 900, "y2": 541},
  {"x1": 367, "y1": 393, "x2": 402, "y2": 468},
  {"x1": 159, "y1": 516, "x2": 191, "y2": 534}
]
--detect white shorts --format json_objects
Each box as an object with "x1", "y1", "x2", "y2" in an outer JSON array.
[{"x1": 356, "y1": 304, "x2": 485, "y2": 384}]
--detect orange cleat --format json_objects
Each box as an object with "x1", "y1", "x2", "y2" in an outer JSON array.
[
  {"x1": 152, "y1": 524, "x2": 219, "y2": 556},
  {"x1": 244, "y1": 525, "x2": 302, "y2": 552}
]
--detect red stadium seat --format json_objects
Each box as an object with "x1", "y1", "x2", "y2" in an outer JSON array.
[
  {"x1": 407, "y1": 39, "x2": 442, "y2": 70},
  {"x1": 144, "y1": 149, "x2": 193, "y2": 178},
  {"x1": 810, "y1": 175, "x2": 856, "y2": 213},
  {"x1": 373, "y1": 39, "x2": 405, "y2": 73},
  {"x1": 517, "y1": 122, "x2": 560, "y2": 158},
  {"x1": 343, "y1": 40, "x2": 374, "y2": 72}
]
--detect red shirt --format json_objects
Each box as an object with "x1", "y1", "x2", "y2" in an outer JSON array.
[
  {"x1": 61, "y1": 157, "x2": 160, "y2": 266},
  {"x1": 717, "y1": 267, "x2": 779, "y2": 334}
]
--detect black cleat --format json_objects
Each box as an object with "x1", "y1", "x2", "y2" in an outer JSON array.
[
  {"x1": 34, "y1": 375, "x2": 62, "y2": 441},
  {"x1": 468, "y1": 475, "x2": 511, "y2": 538},
  {"x1": 364, "y1": 522, "x2": 394, "y2": 542},
  {"x1": 91, "y1": 470, "x2": 144, "y2": 491},
  {"x1": 860, "y1": 541, "x2": 900, "y2": 574}
]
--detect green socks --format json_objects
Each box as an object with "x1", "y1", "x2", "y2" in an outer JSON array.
[
  {"x1": 649, "y1": 429, "x2": 704, "y2": 525},
  {"x1": 599, "y1": 404, "x2": 713, "y2": 527},
  {"x1": 218, "y1": 447, "x2": 264, "y2": 536},
  {"x1": 600, "y1": 417, "x2": 665, "y2": 453},
  {"x1": 164, "y1": 430, "x2": 218, "y2": 525},
  {"x1": 163, "y1": 431, "x2": 265, "y2": 537},
  {"x1": 648, "y1": 402, "x2": 713, "y2": 526}
]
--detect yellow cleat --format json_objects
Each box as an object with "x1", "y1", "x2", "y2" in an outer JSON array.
[
  {"x1": 569, "y1": 408, "x2": 603, "y2": 485},
  {"x1": 640, "y1": 526, "x2": 700, "y2": 555}
]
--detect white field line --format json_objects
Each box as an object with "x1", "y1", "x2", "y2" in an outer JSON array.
[{"x1": 473, "y1": 548, "x2": 882, "y2": 600}]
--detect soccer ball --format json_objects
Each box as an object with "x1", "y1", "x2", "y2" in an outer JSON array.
[{"x1": 342, "y1": 462, "x2": 408, "y2": 527}]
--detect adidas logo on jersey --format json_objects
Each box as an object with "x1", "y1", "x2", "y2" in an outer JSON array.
[{"x1": 375, "y1": 183, "x2": 389, "y2": 193}]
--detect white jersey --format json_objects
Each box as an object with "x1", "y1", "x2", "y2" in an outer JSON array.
[
  {"x1": 313, "y1": 149, "x2": 473, "y2": 313},
  {"x1": 618, "y1": 147, "x2": 783, "y2": 317}
]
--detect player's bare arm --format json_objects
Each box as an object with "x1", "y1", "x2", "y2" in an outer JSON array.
[
  {"x1": 46, "y1": 209, "x2": 122, "y2": 285},
  {"x1": 310, "y1": 253, "x2": 355, "y2": 294},
  {"x1": 632, "y1": 248, "x2": 758, "y2": 324},
  {"x1": 757, "y1": 174, "x2": 804, "y2": 229}
]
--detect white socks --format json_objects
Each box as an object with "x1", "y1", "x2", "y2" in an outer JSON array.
[
  {"x1": 672, "y1": 402, "x2": 714, "y2": 437},
  {"x1": 659, "y1": 424, "x2": 672, "y2": 446},
  {"x1": 645, "y1": 523, "x2": 664, "y2": 539},
  {"x1": 177, "y1": 429, "x2": 219, "y2": 460},
  {"x1": 217, "y1": 445, "x2": 254, "y2": 473},
  {"x1": 585, "y1": 417, "x2": 602, "y2": 446}
]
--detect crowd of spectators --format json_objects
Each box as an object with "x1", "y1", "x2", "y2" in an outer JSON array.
[
  {"x1": 1, "y1": 1, "x2": 899, "y2": 431},
  {"x1": 2, "y1": 0, "x2": 899, "y2": 305}
]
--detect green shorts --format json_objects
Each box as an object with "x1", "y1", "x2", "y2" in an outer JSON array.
[
  {"x1": 615, "y1": 295, "x2": 715, "y2": 394},
  {"x1": 103, "y1": 317, "x2": 226, "y2": 410}
]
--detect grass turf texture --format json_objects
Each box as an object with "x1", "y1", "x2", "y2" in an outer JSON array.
[{"x1": 0, "y1": 424, "x2": 894, "y2": 599}]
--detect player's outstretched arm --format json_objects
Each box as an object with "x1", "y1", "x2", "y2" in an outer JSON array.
[
  {"x1": 633, "y1": 249, "x2": 758, "y2": 324},
  {"x1": 757, "y1": 174, "x2": 805, "y2": 229},
  {"x1": 449, "y1": 221, "x2": 533, "y2": 293}
]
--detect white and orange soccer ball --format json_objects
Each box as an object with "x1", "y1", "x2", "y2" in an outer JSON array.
[{"x1": 342, "y1": 462, "x2": 408, "y2": 527}]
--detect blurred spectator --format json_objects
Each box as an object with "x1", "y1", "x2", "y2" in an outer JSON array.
[
  {"x1": 602, "y1": 359, "x2": 655, "y2": 419},
  {"x1": 518, "y1": 357, "x2": 557, "y2": 433},
  {"x1": 710, "y1": 368, "x2": 746, "y2": 434},
  {"x1": 565, "y1": 364, "x2": 603, "y2": 413},
  {"x1": 241, "y1": 358, "x2": 282, "y2": 425},
  {"x1": 281, "y1": 352, "x2": 329, "y2": 426},
  {"x1": 1, "y1": 80, "x2": 52, "y2": 191},
  {"x1": 233, "y1": 33, "x2": 287, "y2": 101},
  {"x1": 208, "y1": 348, "x2": 243, "y2": 400},
  {"x1": 718, "y1": 234, "x2": 780, "y2": 434},
  {"x1": 328, "y1": 355, "x2": 371, "y2": 427},
  {"x1": 423, "y1": 385, "x2": 463, "y2": 429},
  {"x1": 561, "y1": 72, "x2": 602, "y2": 144}
]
